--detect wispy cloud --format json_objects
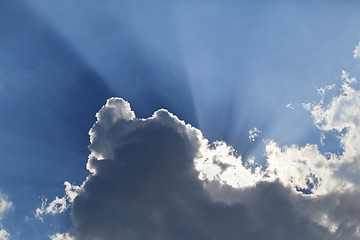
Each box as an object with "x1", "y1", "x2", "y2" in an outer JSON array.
[
  {"x1": 248, "y1": 127, "x2": 262, "y2": 142},
  {"x1": 354, "y1": 42, "x2": 360, "y2": 59},
  {"x1": 0, "y1": 194, "x2": 12, "y2": 240},
  {"x1": 35, "y1": 182, "x2": 80, "y2": 221}
]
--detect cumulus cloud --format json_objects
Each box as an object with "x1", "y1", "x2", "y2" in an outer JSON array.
[
  {"x1": 310, "y1": 71, "x2": 360, "y2": 166},
  {"x1": 210, "y1": 71, "x2": 360, "y2": 198},
  {"x1": 66, "y1": 98, "x2": 332, "y2": 240},
  {"x1": 32, "y1": 93, "x2": 357, "y2": 240},
  {"x1": 267, "y1": 71, "x2": 360, "y2": 198},
  {"x1": 195, "y1": 140, "x2": 265, "y2": 188},
  {"x1": 258, "y1": 71, "x2": 360, "y2": 233},
  {"x1": 285, "y1": 103, "x2": 295, "y2": 110},
  {"x1": 264, "y1": 140, "x2": 353, "y2": 196},
  {"x1": 41, "y1": 69, "x2": 360, "y2": 240}
]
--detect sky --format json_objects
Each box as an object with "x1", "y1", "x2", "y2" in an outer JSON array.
[{"x1": 1, "y1": 0, "x2": 360, "y2": 239}]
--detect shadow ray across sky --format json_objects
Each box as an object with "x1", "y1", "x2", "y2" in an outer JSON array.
[
  {"x1": 25, "y1": 0, "x2": 200, "y2": 128},
  {"x1": 0, "y1": 0, "x2": 114, "y2": 153},
  {"x1": 0, "y1": 2, "x2": 200, "y2": 237}
]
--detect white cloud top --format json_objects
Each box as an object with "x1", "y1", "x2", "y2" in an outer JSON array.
[
  {"x1": 195, "y1": 140, "x2": 264, "y2": 188},
  {"x1": 49, "y1": 233, "x2": 74, "y2": 240},
  {"x1": 311, "y1": 72, "x2": 360, "y2": 165},
  {"x1": 0, "y1": 228, "x2": 10, "y2": 240},
  {"x1": 265, "y1": 141, "x2": 344, "y2": 195}
]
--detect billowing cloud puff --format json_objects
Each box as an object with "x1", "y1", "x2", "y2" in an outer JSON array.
[
  {"x1": 49, "y1": 233, "x2": 74, "y2": 240},
  {"x1": 311, "y1": 71, "x2": 360, "y2": 166},
  {"x1": 0, "y1": 229, "x2": 10, "y2": 240},
  {"x1": 69, "y1": 98, "x2": 324, "y2": 240},
  {"x1": 41, "y1": 67, "x2": 360, "y2": 239},
  {"x1": 263, "y1": 71, "x2": 360, "y2": 197},
  {"x1": 195, "y1": 140, "x2": 265, "y2": 189},
  {"x1": 41, "y1": 92, "x2": 360, "y2": 240},
  {"x1": 265, "y1": 140, "x2": 343, "y2": 195}
]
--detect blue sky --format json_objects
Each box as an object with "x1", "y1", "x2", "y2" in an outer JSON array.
[{"x1": 1, "y1": 0, "x2": 360, "y2": 239}]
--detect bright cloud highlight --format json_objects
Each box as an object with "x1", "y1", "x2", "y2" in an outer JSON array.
[
  {"x1": 49, "y1": 233, "x2": 74, "y2": 240},
  {"x1": 248, "y1": 127, "x2": 262, "y2": 142}
]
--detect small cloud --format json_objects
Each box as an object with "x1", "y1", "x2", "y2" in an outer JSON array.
[
  {"x1": 35, "y1": 182, "x2": 80, "y2": 221},
  {"x1": 285, "y1": 103, "x2": 295, "y2": 110},
  {"x1": 317, "y1": 84, "x2": 335, "y2": 96},
  {"x1": 341, "y1": 70, "x2": 357, "y2": 84},
  {"x1": 0, "y1": 196, "x2": 12, "y2": 219},
  {"x1": 36, "y1": 197, "x2": 67, "y2": 219},
  {"x1": 195, "y1": 141, "x2": 266, "y2": 189},
  {"x1": 353, "y1": 42, "x2": 360, "y2": 59},
  {"x1": 49, "y1": 233, "x2": 74, "y2": 240},
  {"x1": 302, "y1": 102, "x2": 312, "y2": 111},
  {"x1": 320, "y1": 133, "x2": 326, "y2": 146},
  {"x1": 248, "y1": 127, "x2": 262, "y2": 142}
]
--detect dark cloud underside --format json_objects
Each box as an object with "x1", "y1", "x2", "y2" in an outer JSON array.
[{"x1": 70, "y1": 98, "x2": 342, "y2": 240}]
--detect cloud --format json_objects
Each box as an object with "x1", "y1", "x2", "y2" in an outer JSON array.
[
  {"x1": 317, "y1": 84, "x2": 335, "y2": 96},
  {"x1": 310, "y1": 71, "x2": 360, "y2": 166},
  {"x1": 195, "y1": 140, "x2": 265, "y2": 189},
  {"x1": 264, "y1": 140, "x2": 343, "y2": 195},
  {"x1": 35, "y1": 182, "x2": 80, "y2": 221},
  {"x1": 264, "y1": 71, "x2": 360, "y2": 198},
  {"x1": 36, "y1": 197, "x2": 67, "y2": 220},
  {"x1": 257, "y1": 71, "x2": 360, "y2": 233},
  {"x1": 35, "y1": 95, "x2": 357, "y2": 240},
  {"x1": 354, "y1": 42, "x2": 360, "y2": 59},
  {"x1": 0, "y1": 194, "x2": 12, "y2": 240},
  {"x1": 0, "y1": 197, "x2": 12, "y2": 219},
  {"x1": 49, "y1": 233, "x2": 74, "y2": 240},
  {"x1": 42, "y1": 70, "x2": 360, "y2": 239},
  {"x1": 248, "y1": 127, "x2": 261, "y2": 142},
  {"x1": 0, "y1": 228, "x2": 10, "y2": 240},
  {"x1": 285, "y1": 103, "x2": 295, "y2": 110},
  {"x1": 205, "y1": 71, "x2": 360, "y2": 198}
]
